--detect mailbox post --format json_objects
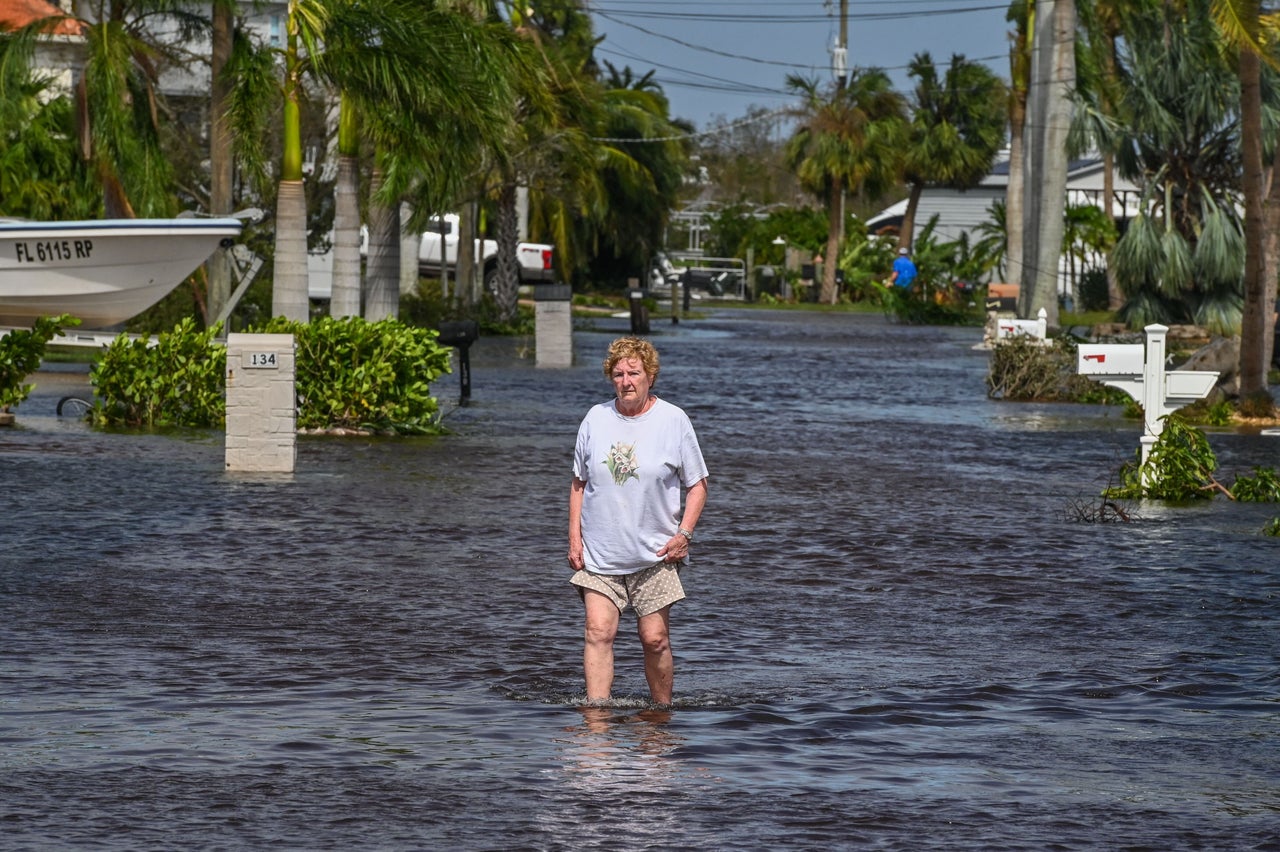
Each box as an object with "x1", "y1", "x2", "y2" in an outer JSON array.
[
  {"x1": 534, "y1": 283, "x2": 573, "y2": 368},
  {"x1": 1078, "y1": 324, "x2": 1219, "y2": 486},
  {"x1": 225, "y1": 333, "x2": 296, "y2": 473},
  {"x1": 437, "y1": 320, "x2": 479, "y2": 404}
]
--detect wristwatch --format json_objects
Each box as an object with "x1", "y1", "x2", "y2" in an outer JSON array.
[{"x1": 678, "y1": 527, "x2": 694, "y2": 541}]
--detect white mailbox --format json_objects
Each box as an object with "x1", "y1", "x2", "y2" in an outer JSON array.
[
  {"x1": 1165, "y1": 370, "x2": 1218, "y2": 403},
  {"x1": 995, "y1": 308, "x2": 1048, "y2": 342},
  {"x1": 1076, "y1": 325, "x2": 1219, "y2": 487},
  {"x1": 1077, "y1": 344, "x2": 1144, "y2": 376}
]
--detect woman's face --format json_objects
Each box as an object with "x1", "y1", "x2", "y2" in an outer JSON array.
[{"x1": 610, "y1": 356, "x2": 653, "y2": 412}]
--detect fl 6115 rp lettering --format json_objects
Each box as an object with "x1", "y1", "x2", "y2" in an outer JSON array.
[{"x1": 13, "y1": 239, "x2": 94, "y2": 263}]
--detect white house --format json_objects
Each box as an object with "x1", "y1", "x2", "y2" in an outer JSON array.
[
  {"x1": 867, "y1": 154, "x2": 1145, "y2": 299},
  {"x1": 0, "y1": 0, "x2": 85, "y2": 95}
]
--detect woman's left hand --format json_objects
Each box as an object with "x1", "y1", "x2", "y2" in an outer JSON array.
[{"x1": 656, "y1": 534, "x2": 689, "y2": 563}]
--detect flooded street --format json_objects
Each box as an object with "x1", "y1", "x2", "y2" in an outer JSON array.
[{"x1": 2, "y1": 308, "x2": 1277, "y2": 849}]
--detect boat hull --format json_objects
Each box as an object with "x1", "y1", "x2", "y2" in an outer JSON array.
[{"x1": 0, "y1": 218, "x2": 244, "y2": 329}]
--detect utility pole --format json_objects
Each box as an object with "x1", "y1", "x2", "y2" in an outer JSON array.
[
  {"x1": 822, "y1": 0, "x2": 850, "y2": 305},
  {"x1": 832, "y1": 0, "x2": 848, "y2": 91}
]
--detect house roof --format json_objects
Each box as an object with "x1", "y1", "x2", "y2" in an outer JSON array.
[{"x1": 0, "y1": 0, "x2": 83, "y2": 36}]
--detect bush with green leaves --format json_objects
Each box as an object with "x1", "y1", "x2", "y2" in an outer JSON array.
[
  {"x1": 1106, "y1": 416, "x2": 1220, "y2": 502},
  {"x1": 1104, "y1": 415, "x2": 1280, "y2": 513},
  {"x1": 0, "y1": 315, "x2": 79, "y2": 411},
  {"x1": 90, "y1": 318, "x2": 227, "y2": 428},
  {"x1": 88, "y1": 315, "x2": 453, "y2": 434},
  {"x1": 257, "y1": 315, "x2": 451, "y2": 434},
  {"x1": 1230, "y1": 466, "x2": 1280, "y2": 502}
]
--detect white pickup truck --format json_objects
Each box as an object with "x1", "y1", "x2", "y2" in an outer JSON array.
[
  {"x1": 417, "y1": 213, "x2": 555, "y2": 288},
  {"x1": 306, "y1": 214, "x2": 555, "y2": 300}
]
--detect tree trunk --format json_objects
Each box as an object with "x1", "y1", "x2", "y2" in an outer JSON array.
[
  {"x1": 330, "y1": 154, "x2": 363, "y2": 318},
  {"x1": 495, "y1": 180, "x2": 521, "y2": 324},
  {"x1": 272, "y1": 18, "x2": 308, "y2": 322},
  {"x1": 272, "y1": 180, "x2": 310, "y2": 322},
  {"x1": 1005, "y1": 11, "x2": 1029, "y2": 291},
  {"x1": 821, "y1": 178, "x2": 842, "y2": 304},
  {"x1": 206, "y1": 2, "x2": 234, "y2": 325},
  {"x1": 1264, "y1": 142, "x2": 1280, "y2": 374},
  {"x1": 1024, "y1": 0, "x2": 1074, "y2": 327},
  {"x1": 1238, "y1": 47, "x2": 1268, "y2": 396},
  {"x1": 899, "y1": 182, "x2": 922, "y2": 255},
  {"x1": 399, "y1": 202, "x2": 418, "y2": 305},
  {"x1": 363, "y1": 168, "x2": 400, "y2": 322},
  {"x1": 1103, "y1": 150, "x2": 1124, "y2": 311},
  {"x1": 458, "y1": 202, "x2": 478, "y2": 308}
]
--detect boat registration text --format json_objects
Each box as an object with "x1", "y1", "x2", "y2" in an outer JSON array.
[{"x1": 10, "y1": 239, "x2": 95, "y2": 264}]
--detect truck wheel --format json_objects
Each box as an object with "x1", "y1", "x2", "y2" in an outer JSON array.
[{"x1": 484, "y1": 267, "x2": 499, "y2": 293}]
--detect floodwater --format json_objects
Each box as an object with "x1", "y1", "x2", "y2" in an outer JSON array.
[{"x1": 2, "y1": 308, "x2": 1277, "y2": 850}]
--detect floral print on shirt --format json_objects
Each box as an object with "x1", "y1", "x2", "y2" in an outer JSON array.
[{"x1": 604, "y1": 442, "x2": 639, "y2": 485}]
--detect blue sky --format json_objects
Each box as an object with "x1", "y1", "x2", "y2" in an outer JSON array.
[{"x1": 587, "y1": 1, "x2": 1016, "y2": 130}]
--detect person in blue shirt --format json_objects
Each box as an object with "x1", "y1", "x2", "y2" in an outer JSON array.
[{"x1": 890, "y1": 246, "x2": 917, "y2": 291}]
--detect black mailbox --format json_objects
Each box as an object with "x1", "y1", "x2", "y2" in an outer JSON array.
[
  {"x1": 437, "y1": 320, "x2": 480, "y2": 404},
  {"x1": 437, "y1": 320, "x2": 479, "y2": 348}
]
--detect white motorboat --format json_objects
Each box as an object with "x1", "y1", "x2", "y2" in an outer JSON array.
[{"x1": 0, "y1": 216, "x2": 246, "y2": 329}]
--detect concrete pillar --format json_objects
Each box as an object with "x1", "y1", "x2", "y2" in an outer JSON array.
[
  {"x1": 225, "y1": 333, "x2": 296, "y2": 473},
  {"x1": 534, "y1": 283, "x2": 573, "y2": 368}
]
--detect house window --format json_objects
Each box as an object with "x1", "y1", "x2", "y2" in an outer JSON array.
[{"x1": 268, "y1": 15, "x2": 284, "y2": 47}]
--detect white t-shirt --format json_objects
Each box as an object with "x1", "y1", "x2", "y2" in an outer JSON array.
[{"x1": 573, "y1": 397, "x2": 709, "y2": 575}]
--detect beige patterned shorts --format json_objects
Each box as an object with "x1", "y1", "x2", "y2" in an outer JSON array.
[{"x1": 569, "y1": 562, "x2": 686, "y2": 617}]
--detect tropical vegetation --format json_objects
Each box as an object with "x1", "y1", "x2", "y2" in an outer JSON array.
[
  {"x1": 0, "y1": 315, "x2": 79, "y2": 412},
  {"x1": 2, "y1": 0, "x2": 1279, "y2": 398},
  {"x1": 85, "y1": 316, "x2": 452, "y2": 432}
]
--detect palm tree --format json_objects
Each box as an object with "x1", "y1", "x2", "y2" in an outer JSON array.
[
  {"x1": 570, "y1": 63, "x2": 688, "y2": 288},
  {"x1": 1108, "y1": 1, "x2": 1277, "y2": 333},
  {"x1": 1003, "y1": 0, "x2": 1032, "y2": 292},
  {"x1": 1210, "y1": 0, "x2": 1280, "y2": 397},
  {"x1": 33, "y1": 0, "x2": 203, "y2": 219},
  {"x1": 785, "y1": 70, "x2": 906, "y2": 304},
  {"x1": 205, "y1": 0, "x2": 237, "y2": 322},
  {"x1": 260, "y1": 0, "x2": 523, "y2": 323},
  {"x1": 1020, "y1": 0, "x2": 1076, "y2": 327},
  {"x1": 362, "y1": 6, "x2": 533, "y2": 322},
  {"x1": 1072, "y1": 0, "x2": 1154, "y2": 312},
  {"x1": 899, "y1": 52, "x2": 1007, "y2": 252}
]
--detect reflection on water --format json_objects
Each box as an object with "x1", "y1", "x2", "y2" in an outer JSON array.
[
  {"x1": 557, "y1": 706, "x2": 686, "y2": 785},
  {"x1": 2, "y1": 308, "x2": 1278, "y2": 849}
]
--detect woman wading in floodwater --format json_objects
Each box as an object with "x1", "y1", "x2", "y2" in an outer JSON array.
[{"x1": 566, "y1": 337, "x2": 709, "y2": 705}]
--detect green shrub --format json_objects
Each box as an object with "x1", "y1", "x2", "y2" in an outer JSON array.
[
  {"x1": 1106, "y1": 416, "x2": 1220, "y2": 502},
  {"x1": 400, "y1": 281, "x2": 534, "y2": 336},
  {"x1": 257, "y1": 315, "x2": 451, "y2": 434},
  {"x1": 1, "y1": 315, "x2": 79, "y2": 411},
  {"x1": 1263, "y1": 517, "x2": 1280, "y2": 536},
  {"x1": 89, "y1": 315, "x2": 453, "y2": 434},
  {"x1": 90, "y1": 318, "x2": 227, "y2": 428},
  {"x1": 1230, "y1": 466, "x2": 1280, "y2": 502},
  {"x1": 1177, "y1": 397, "x2": 1236, "y2": 426},
  {"x1": 1077, "y1": 267, "x2": 1111, "y2": 312},
  {"x1": 878, "y1": 282, "x2": 975, "y2": 326}
]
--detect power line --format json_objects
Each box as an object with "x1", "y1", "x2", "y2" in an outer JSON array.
[
  {"x1": 590, "y1": 107, "x2": 791, "y2": 143},
  {"x1": 591, "y1": 3, "x2": 1010, "y2": 24},
  {"x1": 593, "y1": 8, "x2": 1007, "y2": 79}
]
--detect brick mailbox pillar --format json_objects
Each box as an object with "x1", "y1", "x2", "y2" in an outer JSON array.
[
  {"x1": 225, "y1": 333, "x2": 296, "y2": 473},
  {"x1": 534, "y1": 283, "x2": 573, "y2": 368}
]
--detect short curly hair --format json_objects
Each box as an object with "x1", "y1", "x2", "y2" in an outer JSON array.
[{"x1": 603, "y1": 336, "x2": 660, "y2": 384}]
